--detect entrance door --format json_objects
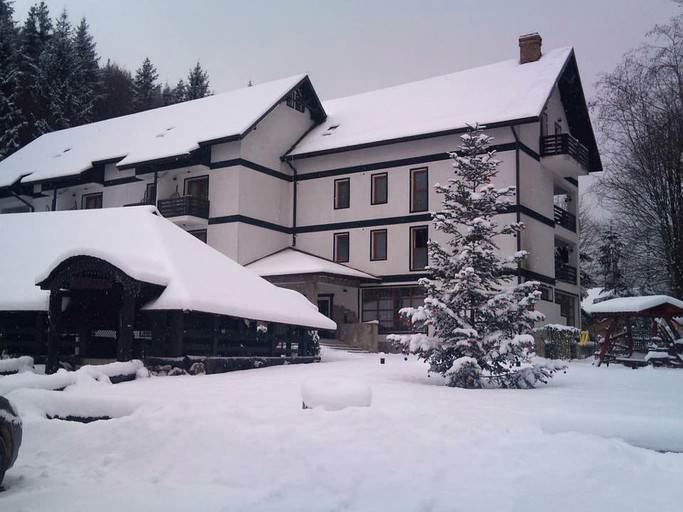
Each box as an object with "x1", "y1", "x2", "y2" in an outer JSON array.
[{"x1": 317, "y1": 294, "x2": 334, "y2": 338}]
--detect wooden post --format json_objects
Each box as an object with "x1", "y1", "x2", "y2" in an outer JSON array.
[
  {"x1": 34, "y1": 312, "x2": 46, "y2": 359},
  {"x1": 46, "y1": 290, "x2": 62, "y2": 374},
  {"x1": 117, "y1": 291, "x2": 135, "y2": 362},
  {"x1": 597, "y1": 318, "x2": 617, "y2": 367},
  {"x1": 151, "y1": 312, "x2": 164, "y2": 357},
  {"x1": 170, "y1": 311, "x2": 184, "y2": 357},
  {"x1": 212, "y1": 315, "x2": 219, "y2": 356}
]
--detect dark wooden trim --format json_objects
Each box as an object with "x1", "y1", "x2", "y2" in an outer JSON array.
[
  {"x1": 370, "y1": 229, "x2": 388, "y2": 261},
  {"x1": 333, "y1": 177, "x2": 350, "y2": 209},
  {"x1": 370, "y1": 172, "x2": 388, "y2": 205},
  {"x1": 208, "y1": 214, "x2": 292, "y2": 234},
  {"x1": 410, "y1": 167, "x2": 429, "y2": 213},
  {"x1": 103, "y1": 176, "x2": 143, "y2": 187},
  {"x1": 333, "y1": 232, "x2": 350, "y2": 263},
  {"x1": 209, "y1": 158, "x2": 292, "y2": 182},
  {"x1": 363, "y1": 273, "x2": 430, "y2": 284},
  {"x1": 287, "y1": 117, "x2": 538, "y2": 160},
  {"x1": 410, "y1": 225, "x2": 429, "y2": 271},
  {"x1": 297, "y1": 213, "x2": 432, "y2": 233},
  {"x1": 518, "y1": 142, "x2": 540, "y2": 161},
  {"x1": 564, "y1": 177, "x2": 578, "y2": 186},
  {"x1": 518, "y1": 268, "x2": 555, "y2": 285}
]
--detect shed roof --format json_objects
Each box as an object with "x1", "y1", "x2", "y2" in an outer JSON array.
[
  {"x1": 587, "y1": 295, "x2": 683, "y2": 317},
  {"x1": 0, "y1": 207, "x2": 336, "y2": 330},
  {"x1": 288, "y1": 47, "x2": 578, "y2": 158},
  {"x1": 0, "y1": 75, "x2": 315, "y2": 188}
]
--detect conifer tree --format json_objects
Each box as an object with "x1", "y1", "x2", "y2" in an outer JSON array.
[
  {"x1": 72, "y1": 17, "x2": 99, "y2": 125},
  {"x1": 598, "y1": 225, "x2": 628, "y2": 297},
  {"x1": 0, "y1": 0, "x2": 23, "y2": 159},
  {"x1": 185, "y1": 61, "x2": 211, "y2": 100},
  {"x1": 133, "y1": 57, "x2": 161, "y2": 111},
  {"x1": 94, "y1": 60, "x2": 135, "y2": 120},
  {"x1": 390, "y1": 125, "x2": 564, "y2": 389}
]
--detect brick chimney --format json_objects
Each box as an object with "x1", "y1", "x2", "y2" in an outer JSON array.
[{"x1": 519, "y1": 33, "x2": 542, "y2": 64}]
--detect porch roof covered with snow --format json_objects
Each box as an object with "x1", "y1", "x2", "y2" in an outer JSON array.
[
  {"x1": 588, "y1": 295, "x2": 683, "y2": 318},
  {"x1": 0, "y1": 75, "x2": 325, "y2": 189},
  {"x1": 0, "y1": 206, "x2": 335, "y2": 331},
  {"x1": 288, "y1": 47, "x2": 601, "y2": 171}
]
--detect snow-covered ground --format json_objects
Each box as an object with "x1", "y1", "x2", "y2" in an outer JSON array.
[{"x1": 2, "y1": 349, "x2": 683, "y2": 512}]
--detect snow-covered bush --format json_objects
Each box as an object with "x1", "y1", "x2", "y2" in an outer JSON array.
[
  {"x1": 534, "y1": 324, "x2": 580, "y2": 359},
  {"x1": 389, "y1": 125, "x2": 566, "y2": 388}
]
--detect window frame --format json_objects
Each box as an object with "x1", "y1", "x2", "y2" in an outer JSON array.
[
  {"x1": 554, "y1": 290, "x2": 578, "y2": 327},
  {"x1": 184, "y1": 175, "x2": 209, "y2": 199},
  {"x1": 333, "y1": 232, "x2": 350, "y2": 263},
  {"x1": 361, "y1": 286, "x2": 425, "y2": 333},
  {"x1": 410, "y1": 167, "x2": 429, "y2": 213},
  {"x1": 145, "y1": 182, "x2": 157, "y2": 204},
  {"x1": 410, "y1": 225, "x2": 429, "y2": 271},
  {"x1": 334, "y1": 178, "x2": 350, "y2": 210},
  {"x1": 370, "y1": 229, "x2": 388, "y2": 261},
  {"x1": 371, "y1": 172, "x2": 388, "y2": 205},
  {"x1": 81, "y1": 192, "x2": 103, "y2": 210}
]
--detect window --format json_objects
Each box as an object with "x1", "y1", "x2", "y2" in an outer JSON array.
[
  {"x1": 334, "y1": 178, "x2": 350, "y2": 209},
  {"x1": 371, "y1": 173, "x2": 388, "y2": 205},
  {"x1": 539, "y1": 284, "x2": 553, "y2": 302},
  {"x1": 145, "y1": 183, "x2": 157, "y2": 204},
  {"x1": 188, "y1": 229, "x2": 207, "y2": 243},
  {"x1": 554, "y1": 121, "x2": 562, "y2": 135},
  {"x1": 555, "y1": 291, "x2": 577, "y2": 327},
  {"x1": 81, "y1": 192, "x2": 102, "y2": 210},
  {"x1": 185, "y1": 176, "x2": 209, "y2": 199},
  {"x1": 410, "y1": 226, "x2": 428, "y2": 270},
  {"x1": 370, "y1": 229, "x2": 387, "y2": 261},
  {"x1": 362, "y1": 286, "x2": 424, "y2": 333},
  {"x1": 410, "y1": 168, "x2": 428, "y2": 212},
  {"x1": 334, "y1": 232, "x2": 349, "y2": 262}
]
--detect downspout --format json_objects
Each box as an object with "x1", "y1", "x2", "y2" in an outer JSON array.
[
  {"x1": 510, "y1": 126, "x2": 522, "y2": 285},
  {"x1": 284, "y1": 158, "x2": 298, "y2": 247},
  {"x1": 9, "y1": 190, "x2": 35, "y2": 212}
]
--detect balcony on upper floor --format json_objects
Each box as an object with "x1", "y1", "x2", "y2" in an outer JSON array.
[
  {"x1": 157, "y1": 195, "x2": 210, "y2": 229},
  {"x1": 540, "y1": 133, "x2": 590, "y2": 178},
  {"x1": 554, "y1": 205, "x2": 577, "y2": 232}
]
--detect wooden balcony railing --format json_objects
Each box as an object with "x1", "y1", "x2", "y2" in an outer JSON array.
[
  {"x1": 555, "y1": 263, "x2": 578, "y2": 284},
  {"x1": 554, "y1": 206, "x2": 577, "y2": 232},
  {"x1": 540, "y1": 134, "x2": 590, "y2": 169},
  {"x1": 157, "y1": 195, "x2": 209, "y2": 219}
]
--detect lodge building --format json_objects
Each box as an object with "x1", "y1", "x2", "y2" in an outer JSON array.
[{"x1": 0, "y1": 34, "x2": 601, "y2": 353}]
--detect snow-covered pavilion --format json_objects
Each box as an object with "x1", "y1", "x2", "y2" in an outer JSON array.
[{"x1": 0, "y1": 206, "x2": 335, "y2": 372}]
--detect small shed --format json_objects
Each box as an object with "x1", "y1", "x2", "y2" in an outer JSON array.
[
  {"x1": 0, "y1": 207, "x2": 336, "y2": 372},
  {"x1": 589, "y1": 296, "x2": 683, "y2": 368}
]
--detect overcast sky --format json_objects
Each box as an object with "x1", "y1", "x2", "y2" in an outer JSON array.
[{"x1": 9, "y1": 0, "x2": 682, "y2": 102}]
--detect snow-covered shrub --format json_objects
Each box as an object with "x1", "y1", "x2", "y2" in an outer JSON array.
[
  {"x1": 389, "y1": 125, "x2": 566, "y2": 388},
  {"x1": 534, "y1": 324, "x2": 580, "y2": 359}
]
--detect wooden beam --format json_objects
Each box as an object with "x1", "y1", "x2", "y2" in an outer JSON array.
[
  {"x1": 117, "y1": 291, "x2": 135, "y2": 362},
  {"x1": 46, "y1": 290, "x2": 62, "y2": 374}
]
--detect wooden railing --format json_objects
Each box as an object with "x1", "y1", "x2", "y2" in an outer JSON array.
[
  {"x1": 555, "y1": 263, "x2": 578, "y2": 284},
  {"x1": 554, "y1": 205, "x2": 577, "y2": 232},
  {"x1": 540, "y1": 134, "x2": 590, "y2": 169},
  {"x1": 157, "y1": 195, "x2": 210, "y2": 219}
]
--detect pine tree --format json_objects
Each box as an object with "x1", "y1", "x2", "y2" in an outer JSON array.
[
  {"x1": 161, "y1": 79, "x2": 187, "y2": 106},
  {"x1": 598, "y1": 225, "x2": 628, "y2": 297},
  {"x1": 72, "y1": 17, "x2": 99, "y2": 125},
  {"x1": 390, "y1": 125, "x2": 564, "y2": 389},
  {"x1": 93, "y1": 60, "x2": 135, "y2": 121},
  {"x1": 133, "y1": 57, "x2": 161, "y2": 111},
  {"x1": 185, "y1": 61, "x2": 211, "y2": 100},
  {"x1": 0, "y1": 0, "x2": 23, "y2": 159}
]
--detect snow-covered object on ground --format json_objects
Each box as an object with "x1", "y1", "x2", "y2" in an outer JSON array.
[
  {"x1": 289, "y1": 47, "x2": 573, "y2": 156},
  {"x1": 0, "y1": 356, "x2": 34, "y2": 374},
  {"x1": 588, "y1": 295, "x2": 683, "y2": 315},
  {"x1": 246, "y1": 247, "x2": 377, "y2": 281},
  {"x1": 0, "y1": 75, "x2": 307, "y2": 187},
  {"x1": 0, "y1": 207, "x2": 336, "y2": 330},
  {"x1": 301, "y1": 377, "x2": 372, "y2": 411}
]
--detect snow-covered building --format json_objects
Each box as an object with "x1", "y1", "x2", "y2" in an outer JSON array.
[{"x1": 0, "y1": 34, "x2": 601, "y2": 347}]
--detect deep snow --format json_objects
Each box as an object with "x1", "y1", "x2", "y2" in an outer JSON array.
[{"x1": 2, "y1": 349, "x2": 682, "y2": 512}]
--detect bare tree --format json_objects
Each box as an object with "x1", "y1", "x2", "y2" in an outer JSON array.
[{"x1": 594, "y1": 15, "x2": 683, "y2": 298}]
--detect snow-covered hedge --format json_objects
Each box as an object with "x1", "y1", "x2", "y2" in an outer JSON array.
[{"x1": 0, "y1": 355, "x2": 35, "y2": 375}]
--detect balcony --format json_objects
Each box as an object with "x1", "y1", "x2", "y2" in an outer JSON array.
[
  {"x1": 540, "y1": 134, "x2": 590, "y2": 177},
  {"x1": 555, "y1": 263, "x2": 578, "y2": 285},
  {"x1": 554, "y1": 206, "x2": 577, "y2": 232},
  {"x1": 157, "y1": 195, "x2": 210, "y2": 228}
]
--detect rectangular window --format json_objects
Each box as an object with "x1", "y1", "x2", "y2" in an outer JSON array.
[
  {"x1": 185, "y1": 176, "x2": 209, "y2": 199},
  {"x1": 410, "y1": 168, "x2": 428, "y2": 212},
  {"x1": 555, "y1": 291, "x2": 577, "y2": 327},
  {"x1": 334, "y1": 178, "x2": 350, "y2": 209},
  {"x1": 370, "y1": 229, "x2": 387, "y2": 261},
  {"x1": 334, "y1": 232, "x2": 349, "y2": 262},
  {"x1": 539, "y1": 284, "x2": 553, "y2": 302},
  {"x1": 371, "y1": 173, "x2": 388, "y2": 205},
  {"x1": 145, "y1": 183, "x2": 157, "y2": 204},
  {"x1": 362, "y1": 286, "x2": 424, "y2": 333},
  {"x1": 188, "y1": 229, "x2": 207, "y2": 243},
  {"x1": 410, "y1": 226, "x2": 428, "y2": 270},
  {"x1": 81, "y1": 192, "x2": 102, "y2": 210}
]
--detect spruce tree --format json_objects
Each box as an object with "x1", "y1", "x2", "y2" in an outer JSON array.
[
  {"x1": 133, "y1": 57, "x2": 161, "y2": 111},
  {"x1": 598, "y1": 225, "x2": 628, "y2": 297},
  {"x1": 94, "y1": 60, "x2": 135, "y2": 120},
  {"x1": 0, "y1": 0, "x2": 23, "y2": 159},
  {"x1": 72, "y1": 17, "x2": 99, "y2": 125},
  {"x1": 185, "y1": 61, "x2": 211, "y2": 100},
  {"x1": 390, "y1": 125, "x2": 564, "y2": 389}
]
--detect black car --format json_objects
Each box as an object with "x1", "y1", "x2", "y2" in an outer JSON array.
[{"x1": 0, "y1": 396, "x2": 22, "y2": 487}]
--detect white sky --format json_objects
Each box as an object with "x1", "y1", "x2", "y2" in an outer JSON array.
[{"x1": 9, "y1": 0, "x2": 681, "y2": 102}]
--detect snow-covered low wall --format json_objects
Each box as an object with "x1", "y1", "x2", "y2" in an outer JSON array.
[{"x1": 301, "y1": 378, "x2": 372, "y2": 411}]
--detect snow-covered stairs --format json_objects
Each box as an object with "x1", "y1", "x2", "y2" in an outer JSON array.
[{"x1": 319, "y1": 338, "x2": 368, "y2": 353}]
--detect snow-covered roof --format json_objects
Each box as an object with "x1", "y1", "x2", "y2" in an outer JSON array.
[
  {"x1": 587, "y1": 295, "x2": 683, "y2": 315},
  {"x1": 0, "y1": 75, "x2": 308, "y2": 188},
  {"x1": 246, "y1": 248, "x2": 378, "y2": 281},
  {"x1": 288, "y1": 47, "x2": 573, "y2": 157},
  {"x1": 0, "y1": 207, "x2": 336, "y2": 330}
]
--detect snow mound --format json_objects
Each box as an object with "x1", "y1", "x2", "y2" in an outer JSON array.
[
  {"x1": 0, "y1": 355, "x2": 34, "y2": 374},
  {"x1": 540, "y1": 409, "x2": 683, "y2": 453},
  {"x1": 301, "y1": 377, "x2": 372, "y2": 411}
]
